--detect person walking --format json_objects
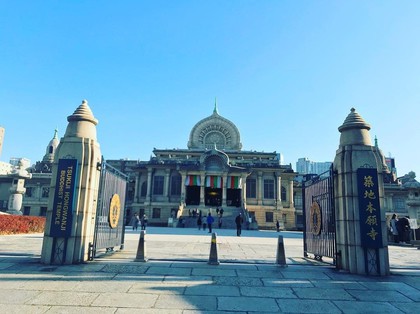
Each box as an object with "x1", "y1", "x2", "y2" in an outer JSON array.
[
  {"x1": 141, "y1": 214, "x2": 148, "y2": 230},
  {"x1": 202, "y1": 215, "x2": 207, "y2": 231},
  {"x1": 207, "y1": 213, "x2": 215, "y2": 233},
  {"x1": 235, "y1": 213, "x2": 243, "y2": 236},
  {"x1": 390, "y1": 214, "x2": 399, "y2": 243},
  {"x1": 276, "y1": 219, "x2": 280, "y2": 232},
  {"x1": 219, "y1": 208, "x2": 224, "y2": 217},
  {"x1": 197, "y1": 215, "x2": 202, "y2": 230},
  {"x1": 130, "y1": 214, "x2": 140, "y2": 231}
]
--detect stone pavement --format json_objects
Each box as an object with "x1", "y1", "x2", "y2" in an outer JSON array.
[{"x1": 0, "y1": 227, "x2": 419, "y2": 313}]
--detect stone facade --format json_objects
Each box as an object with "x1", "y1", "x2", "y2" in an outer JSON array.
[{"x1": 108, "y1": 105, "x2": 297, "y2": 230}]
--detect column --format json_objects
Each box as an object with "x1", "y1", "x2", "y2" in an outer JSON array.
[
  {"x1": 180, "y1": 172, "x2": 186, "y2": 204},
  {"x1": 257, "y1": 171, "x2": 263, "y2": 205},
  {"x1": 134, "y1": 172, "x2": 140, "y2": 202},
  {"x1": 146, "y1": 168, "x2": 153, "y2": 205},
  {"x1": 241, "y1": 174, "x2": 247, "y2": 208},
  {"x1": 41, "y1": 100, "x2": 102, "y2": 265},
  {"x1": 333, "y1": 108, "x2": 389, "y2": 276},
  {"x1": 200, "y1": 173, "x2": 205, "y2": 206},
  {"x1": 289, "y1": 179, "x2": 294, "y2": 207},
  {"x1": 276, "y1": 173, "x2": 282, "y2": 210},
  {"x1": 164, "y1": 169, "x2": 170, "y2": 201},
  {"x1": 222, "y1": 174, "x2": 227, "y2": 207}
]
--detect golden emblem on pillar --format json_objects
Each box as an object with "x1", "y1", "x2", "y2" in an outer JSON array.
[
  {"x1": 108, "y1": 194, "x2": 121, "y2": 229},
  {"x1": 310, "y1": 201, "x2": 322, "y2": 235}
]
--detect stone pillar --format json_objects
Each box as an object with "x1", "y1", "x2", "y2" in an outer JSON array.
[
  {"x1": 134, "y1": 172, "x2": 140, "y2": 202},
  {"x1": 164, "y1": 169, "x2": 170, "y2": 201},
  {"x1": 288, "y1": 180, "x2": 294, "y2": 207},
  {"x1": 180, "y1": 172, "x2": 186, "y2": 204},
  {"x1": 200, "y1": 173, "x2": 205, "y2": 206},
  {"x1": 145, "y1": 168, "x2": 153, "y2": 204},
  {"x1": 241, "y1": 174, "x2": 247, "y2": 208},
  {"x1": 333, "y1": 108, "x2": 390, "y2": 276},
  {"x1": 257, "y1": 171, "x2": 263, "y2": 205},
  {"x1": 41, "y1": 100, "x2": 102, "y2": 265},
  {"x1": 276, "y1": 173, "x2": 282, "y2": 210},
  {"x1": 222, "y1": 174, "x2": 227, "y2": 207}
]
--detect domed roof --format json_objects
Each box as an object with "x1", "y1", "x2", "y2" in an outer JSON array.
[
  {"x1": 42, "y1": 129, "x2": 59, "y2": 163},
  {"x1": 403, "y1": 179, "x2": 420, "y2": 189},
  {"x1": 188, "y1": 102, "x2": 242, "y2": 150}
]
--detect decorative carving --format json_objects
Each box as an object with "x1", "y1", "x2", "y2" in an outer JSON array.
[{"x1": 310, "y1": 201, "x2": 322, "y2": 235}]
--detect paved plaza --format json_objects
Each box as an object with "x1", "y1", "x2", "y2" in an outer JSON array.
[{"x1": 0, "y1": 227, "x2": 419, "y2": 313}]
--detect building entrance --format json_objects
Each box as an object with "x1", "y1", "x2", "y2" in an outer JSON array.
[
  {"x1": 226, "y1": 188, "x2": 241, "y2": 207},
  {"x1": 205, "y1": 187, "x2": 222, "y2": 206},
  {"x1": 185, "y1": 186, "x2": 200, "y2": 205}
]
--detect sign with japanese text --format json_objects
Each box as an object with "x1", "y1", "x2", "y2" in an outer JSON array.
[
  {"x1": 50, "y1": 159, "x2": 78, "y2": 238},
  {"x1": 357, "y1": 168, "x2": 383, "y2": 248}
]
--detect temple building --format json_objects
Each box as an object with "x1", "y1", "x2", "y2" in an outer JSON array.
[
  {"x1": 107, "y1": 104, "x2": 298, "y2": 229},
  {"x1": 1, "y1": 103, "x2": 418, "y2": 234}
]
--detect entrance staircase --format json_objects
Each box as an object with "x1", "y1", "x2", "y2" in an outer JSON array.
[{"x1": 177, "y1": 206, "x2": 252, "y2": 230}]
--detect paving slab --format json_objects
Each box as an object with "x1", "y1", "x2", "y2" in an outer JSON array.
[
  {"x1": 27, "y1": 291, "x2": 99, "y2": 306},
  {"x1": 218, "y1": 296, "x2": 279, "y2": 312},
  {"x1": 155, "y1": 294, "x2": 217, "y2": 310},
  {"x1": 0, "y1": 228, "x2": 419, "y2": 313},
  {"x1": 333, "y1": 300, "x2": 404, "y2": 313},
  {"x1": 277, "y1": 299, "x2": 342, "y2": 313},
  {"x1": 185, "y1": 284, "x2": 240, "y2": 296},
  {"x1": 91, "y1": 291, "x2": 158, "y2": 308}
]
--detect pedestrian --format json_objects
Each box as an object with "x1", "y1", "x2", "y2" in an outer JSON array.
[
  {"x1": 141, "y1": 214, "x2": 148, "y2": 230},
  {"x1": 220, "y1": 208, "x2": 224, "y2": 217},
  {"x1": 397, "y1": 216, "x2": 410, "y2": 244},
  {"x1": 130, "y1": 214, "x2": 140, "y2": 231},
  {"x1": 218, "y1": 217, "x2": 222, "y2": 229},
  {"x1": 202, "y1": 215, "x2": 207, "y2": 231},
  {"x1": 276, "y1": 219, "x2": 280, "y2": 232},
  {"x1": 216, "y1": 207, "x2": 220, "y2": 216},
  {"x1": 197, "y1": 215, "x2": 202, "y2": 230},
  {"x1": 207, "y1": 213, "x2": 215, "y2": 233},
  {"x1": 235, "y1": 213, "x2": 243, "y2": 236},
  {"x1": 390, "y1": 214, "x2": 399, "y2": 243}
]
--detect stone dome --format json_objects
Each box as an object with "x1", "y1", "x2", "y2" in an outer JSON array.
[
  {"x1": 188, "y1": 103, "x2": 242, "y2": 150},
  {"x1": 42, "y1": 129, "x2": 59, "y2": 163}
]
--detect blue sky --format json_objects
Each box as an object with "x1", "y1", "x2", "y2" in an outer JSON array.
[{"x1": 1, "y1": 1, "x2": 419, "y2": 177}]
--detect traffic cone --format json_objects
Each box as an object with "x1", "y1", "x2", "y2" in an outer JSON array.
[
  {"x1": 135, "y1": 230, "x2": 148, "y2": 262},
  {"x1": 208, "y1": 232, "x2": 220, "y2": 265},
  {"x1": 276, "y1": 235, "x2": 287, "y2": 267}
]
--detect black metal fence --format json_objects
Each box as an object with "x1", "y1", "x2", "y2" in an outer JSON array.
[
  {"x1": 303, "y1": 169, "x2": 336, "y2": 264},
  {"x1": 89, "y1": 160, "x2": 128, "y2": 260}
]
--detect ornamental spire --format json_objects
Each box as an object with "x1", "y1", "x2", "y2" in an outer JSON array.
[{"x1": 213, "y1": 97, "x2": 219, "y2": 114}]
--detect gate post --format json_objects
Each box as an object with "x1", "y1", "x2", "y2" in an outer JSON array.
[
  {"x1": 333, "y1": 108, "x2": 390, "y2": 276},
  {"x1": 41, "y1": 100, "x2": 102, "y2": 265}
]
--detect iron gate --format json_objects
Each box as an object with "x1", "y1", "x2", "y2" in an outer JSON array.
[
  {"x1": 303, "y1": 168, "x2": 336, "y2": 264},
  {"x1": 89, "y1": 160, "x2": 128, "y2": 260}
]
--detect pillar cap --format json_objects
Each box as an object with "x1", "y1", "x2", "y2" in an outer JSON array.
[
  {"x1": 67, "y1": 100, "x2": 98, "y2": 125},
  {"x1": 338, "y1": 108, "x2": 370, "y2": 133}
]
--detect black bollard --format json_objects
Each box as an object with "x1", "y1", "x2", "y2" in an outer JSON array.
[
  {"x1": 208, "y1": 232, "x2": 220, "y2": 265},
  {"x1": 276, "y1": 235, "x2": 287, "y2": 267},
  {"x1": 135, "y1": 230, "x2": 148, "y2": 262}
]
